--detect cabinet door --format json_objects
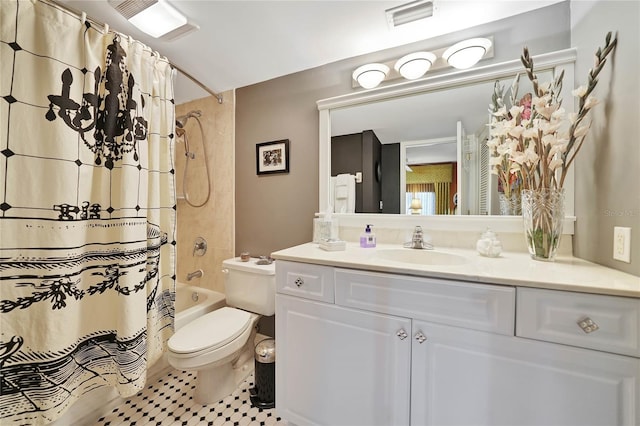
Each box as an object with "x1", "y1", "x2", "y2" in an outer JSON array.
[
  {"x1": 276, "y1": 294, "x2": 411, "y2": 426},
  {"x1": 411, "y1": 320, "x2": 640, "y2": 426}
]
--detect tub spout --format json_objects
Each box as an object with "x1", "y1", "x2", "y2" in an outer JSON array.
[{"x1": 186, "y1": 269, "x2": 203, "y2": 281}]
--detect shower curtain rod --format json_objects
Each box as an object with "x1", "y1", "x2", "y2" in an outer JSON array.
[
  {"x1": 48, "y1": 0, "x2": 224, "y2": 104},
  {"x1": 172, "y1": 64, "x2": 224, "y2": 104}
]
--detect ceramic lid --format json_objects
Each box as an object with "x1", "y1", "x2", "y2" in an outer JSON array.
[
  {"x1": 168, "y1": 307, "x2": 251, "y2": 354},
  {"x1": 222, "y1": 257, "x2": 275, "y2": 275}
]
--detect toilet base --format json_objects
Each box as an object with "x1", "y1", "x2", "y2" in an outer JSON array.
[{"x1": 193, "y1": 341, "x2": 255, "y2": 405}]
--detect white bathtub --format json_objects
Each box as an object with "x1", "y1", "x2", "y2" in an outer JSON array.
[{"x1": 175, "y1": 282, "x2": 226, "y2": 329}]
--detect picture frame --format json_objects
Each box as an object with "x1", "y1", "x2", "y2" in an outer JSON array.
[{"x1": 256, "y1": 139, "x2": 290, "y2": 175}]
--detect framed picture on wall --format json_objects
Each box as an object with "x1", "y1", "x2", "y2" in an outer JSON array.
[{"x1": 256, "y1": 139, "x2": 290, "y2": 175}]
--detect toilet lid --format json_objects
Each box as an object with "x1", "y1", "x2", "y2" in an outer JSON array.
[{"x1": 168, "y1": 307, "x2": 252, "y2": 354}]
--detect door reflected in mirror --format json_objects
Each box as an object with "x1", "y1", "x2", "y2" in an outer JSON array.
[{"x1": 404, "y1": 139, "x2": 457, "y2": 215}]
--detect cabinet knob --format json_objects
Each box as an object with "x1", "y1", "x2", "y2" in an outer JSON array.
[
  {"x1": 414, "y1": 332, "x2": 427, "y2": 344},
  {"x1": 294, "y1": 277, "x2": 304, "y2": 287},
  {"x1": 396, "y1": 329, "x2": 408, "y2": 340},
  {"x1": 577, "y1": 317, "x2": 599, "y2": 334}
]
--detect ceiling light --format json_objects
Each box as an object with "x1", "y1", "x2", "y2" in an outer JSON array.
[
  {"x1": 386, "y1": 1, "x2": 435, "y2": 28},
  {"x1": 442, "y1": 38, "x2": 492, "y2": 70},
  {"x1": 129, "y1": 0, "x2": 186, "y2": 38},
  {"x1": 353, "y1": 63, "x2": 390, "y2": 89},
  {"x1": 394, "y1": 52, "x2": 437, "y2": 80},
  {"x1": 109, "y1": 0, "x2": 189, "y2": 39}
]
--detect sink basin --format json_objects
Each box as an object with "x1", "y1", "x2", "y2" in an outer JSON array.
[{"x1": 374, "y1": 248, "x2": 468, "y2": 266}]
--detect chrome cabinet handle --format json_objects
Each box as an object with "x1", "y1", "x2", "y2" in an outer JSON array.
[
  {"x1": 396, "y1": 329, "x2": 408, "y2": 340},
  {"x1": 294, "y1": 277, "x2": 304, "y2": 287},
  {"x1": 414, "y1": 332, "x2": 427, "y2": 344},
  {"x1": 577, "y1": 317, "x2": 599, "y2": 334}
]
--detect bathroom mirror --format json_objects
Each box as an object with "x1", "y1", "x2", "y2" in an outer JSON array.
[{"x1": 318, "y1": 48, "x2": 577, "y2": 220}]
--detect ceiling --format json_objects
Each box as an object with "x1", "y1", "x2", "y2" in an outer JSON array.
[{"x1": 58, "y1": 0, "x2": 564, "y2": 104}]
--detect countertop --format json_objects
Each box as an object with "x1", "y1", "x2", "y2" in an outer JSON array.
[{"x1": 271, "y1": 242, "x2": 640, "y2": 298}]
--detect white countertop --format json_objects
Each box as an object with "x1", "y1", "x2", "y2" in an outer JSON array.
[{"x1": 271, "y1": 242, "x2": 640, "y2": 298}]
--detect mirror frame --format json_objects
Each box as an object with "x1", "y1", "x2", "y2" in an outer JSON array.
[{"x1": 317, "y1": 48, "x2": 577, "y2": 233}]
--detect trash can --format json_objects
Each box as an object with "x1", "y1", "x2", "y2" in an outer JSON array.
[{"x1": 250, "y1": 338, "x2": 275, "y2": 408}]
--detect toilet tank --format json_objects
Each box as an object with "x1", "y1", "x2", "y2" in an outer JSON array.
[{"x1": 222, "y1": 257, "x2": 276, "y2": 316}]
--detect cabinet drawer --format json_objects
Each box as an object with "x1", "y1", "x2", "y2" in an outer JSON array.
[
  {"x1": 276, "y1": 260, "x2": 334, "y2": 303},
  {"x1": 335, "y1": 269, "x2": 516, "y2": 335},
  {"x1": 516, "y1": 288, "x2": 640, "y2": 357}
]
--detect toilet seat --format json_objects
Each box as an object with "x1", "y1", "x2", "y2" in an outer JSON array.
[{"x1": 168, "y1": 307, "x2": 251, "y2": 356}]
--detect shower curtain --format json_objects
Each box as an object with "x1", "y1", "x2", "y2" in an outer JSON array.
[{"x1": 0, "y1": 1, "x2": 176, "y2": 424}]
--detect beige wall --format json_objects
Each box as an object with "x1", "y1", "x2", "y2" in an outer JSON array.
[
  {"x1": 235, "y1": 3, "x2": 571, "y2": 257},
  {"x1": 571, "y1": 1, "x2": 640, "y2": 275},
  {"x1": 175, "y1": 92, "x2": 235, "y2": 293}
]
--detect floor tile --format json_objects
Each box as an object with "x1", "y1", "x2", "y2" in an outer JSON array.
[{"x1": 95, "y1": 369, "x2": 283, "y2": 425}]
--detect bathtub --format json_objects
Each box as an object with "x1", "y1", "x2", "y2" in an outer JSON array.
[{"x1": 175, "y1": 282, "x2": 226, "y2": 330}]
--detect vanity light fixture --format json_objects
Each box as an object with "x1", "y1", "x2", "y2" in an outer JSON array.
[
  {"x1": 109, "y1": 0, "x2": 198, "y2": 40},
  {"x1": 394, "y1": 52, "x2": 437, "y2": 80},
  {"x1": 352, "y1": 36, "x2": 493, "y2": 89},
  {"x1": 442, "y1": 38, "x2": 493, "y2": 70},
  {"x1": 352, "y1": 63, "x2": 390, "y2": 89}
]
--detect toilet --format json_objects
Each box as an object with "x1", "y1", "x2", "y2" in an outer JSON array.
[{"x1": 167, "y1": 257, "x2": 276, "y2": 404}]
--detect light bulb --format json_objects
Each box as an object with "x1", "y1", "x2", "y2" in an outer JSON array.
[
  {"x1": 443, "y1": 38, "x2": 492, "y2": 70},
  {"x1": 394, "y1": 52, "x2": 436, "y2": 80},
  {"x1": 353, "y1": 63, "x2": 390, "y2": 89}
]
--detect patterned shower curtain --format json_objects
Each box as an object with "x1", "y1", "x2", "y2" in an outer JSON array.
[{"x1": 0, "y1": 1, "x2": 176, "y2": 424}]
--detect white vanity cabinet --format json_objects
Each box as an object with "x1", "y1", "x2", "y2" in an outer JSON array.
[
  {"x1": 276, "y1": 294, "x2": 411, "y2": 426},
  {"x1": 411, "y1": 320, "x2": 639, "y2": 425},
  {"x1": 275, "y1": 260, "x2": 640, "y2": 426}
]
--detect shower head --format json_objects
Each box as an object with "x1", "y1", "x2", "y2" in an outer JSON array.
[
  {"x1": 175, "y1": 110, "x2": 202, "y2": 128},
  {"x1": 175, "y1": 117, "x2": 187, "y2": 128}
]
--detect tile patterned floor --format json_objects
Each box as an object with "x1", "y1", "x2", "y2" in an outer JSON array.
[{"x1": 95, "y1": 369, "x2": 284, "y2": 426}]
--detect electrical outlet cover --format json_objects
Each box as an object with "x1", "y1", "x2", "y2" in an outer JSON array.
[{"x1": 613, "y1": 226, "x2": 631, "y2": 263}]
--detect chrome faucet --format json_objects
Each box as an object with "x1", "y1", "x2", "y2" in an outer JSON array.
[
  {"x1": 404, "y1": 226, "x2": 434, "y2": 250},
  {"x1": 186, "y1": 269, "x2": 203, "y2": 281}
]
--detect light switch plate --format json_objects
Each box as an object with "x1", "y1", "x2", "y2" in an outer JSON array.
[{"x1": 613, "y1": 226, "x2": 631, "y2": 263}]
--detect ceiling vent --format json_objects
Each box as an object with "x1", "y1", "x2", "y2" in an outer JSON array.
[
  {"x1": 386, "y1": 0, "x2": 435, "y2": 28},
  {"x1": 109, "y1": 0, "x2": 157, "y2": 19},
  {"x1": 108, "y1": 0, "x2": 199, "y2": 41}
]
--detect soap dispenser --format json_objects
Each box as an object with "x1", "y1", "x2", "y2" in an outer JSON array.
[{"x1": 360, "y1": 224, "x2": 376, "y2": 248}]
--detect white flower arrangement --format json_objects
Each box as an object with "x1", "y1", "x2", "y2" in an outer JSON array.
[{"x1": 487, "y1": 32, "x2": 617, "y2": 194}]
